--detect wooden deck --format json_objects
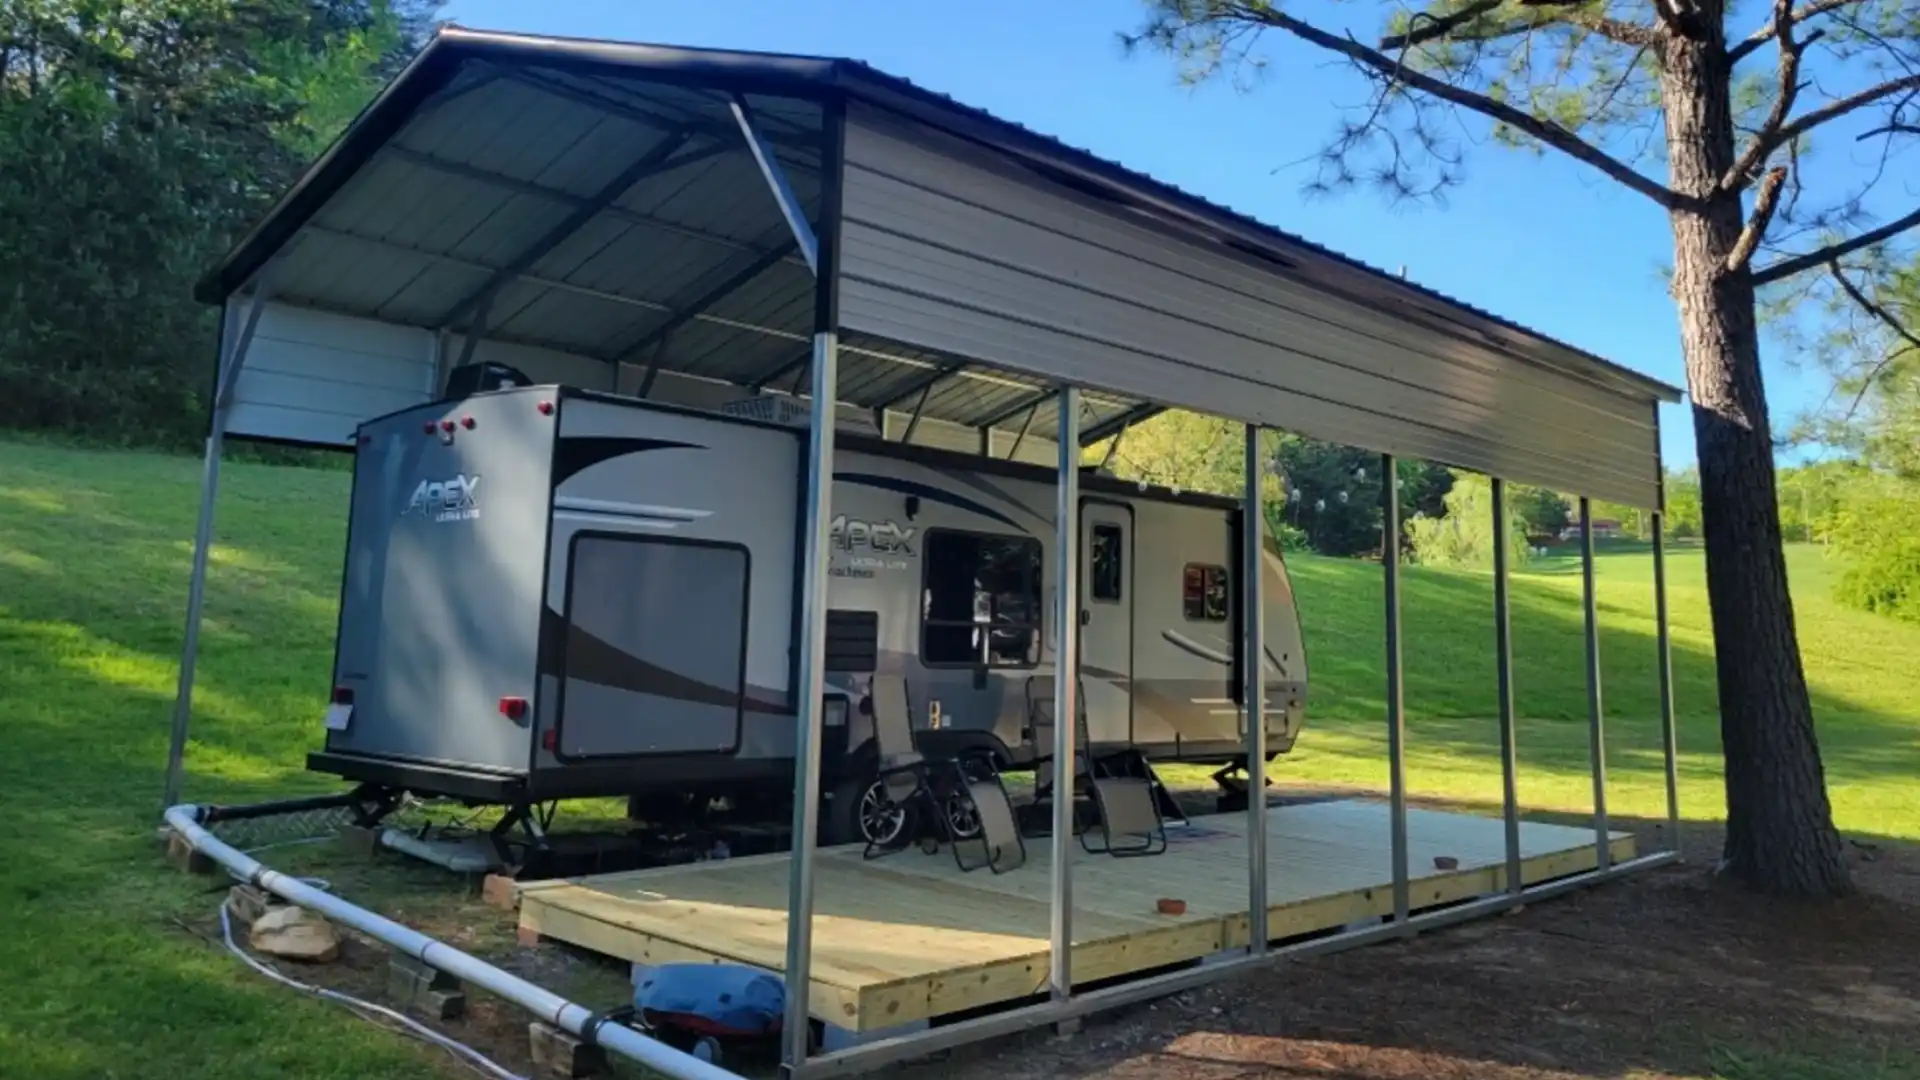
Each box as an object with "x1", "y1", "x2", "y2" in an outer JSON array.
[{"x1": 517, "y1": 799, "x2": 1633, "y2": 1031}]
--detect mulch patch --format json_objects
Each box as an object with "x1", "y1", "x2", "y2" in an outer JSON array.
[{"x1": 918, "y1": 814, "x2": 1920, "y2": 1080}]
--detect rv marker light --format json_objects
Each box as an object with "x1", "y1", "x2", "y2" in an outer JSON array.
[
  {"x1": 461, "y1": 416, "x2": 476, "y2": 429},
  {"x1": 331, "y1": 686, "x2": 354, "y2": 705},
  {"x1": 421, "y1": 422, "x2": 436, "y2": 434},
  {"x1": 536, "y1": 400, "x2": 554, "y2": 415},
  {"x1": 498, "y1": 696, "x2": 529, "y2": 721},
  {"x1": 440, "y1": 419, "x2": 456, "y2": 433},
  {"x1": 541, "y1": 728, "x2": 557, "y2": 751}
]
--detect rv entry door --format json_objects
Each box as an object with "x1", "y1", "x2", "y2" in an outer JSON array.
[{"x1": 1079, "y1": 501, "x2": 1134, "y2": 746}]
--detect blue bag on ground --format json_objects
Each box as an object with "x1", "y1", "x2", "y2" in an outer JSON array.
[{"x1": 633, "y1": 963, "x2": 786, "y2": 1036}]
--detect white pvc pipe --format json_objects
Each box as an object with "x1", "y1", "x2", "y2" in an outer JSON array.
[{"x1": 163, "y1": 806, "x2": 743, "y2": 1080}]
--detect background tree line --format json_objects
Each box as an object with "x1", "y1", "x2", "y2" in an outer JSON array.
[{"x1": 0, "y1": 0, "x2": 438, "y2": 447}]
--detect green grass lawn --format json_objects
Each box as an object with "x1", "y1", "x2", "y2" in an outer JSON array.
[{"x1": 2, "y1": 438, "x2": 1918, "y2": 1079}]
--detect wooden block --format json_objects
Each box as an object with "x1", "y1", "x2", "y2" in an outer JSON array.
[
  {"x1": 481, "y1": 873, "x2": 520, "y2": 911},
  {"x1": 516, "y1": 924, "x2": 544, "y2": 949},
  {"x1": 337, "y1": 824, "x2": 381, "y2": 857},
  {"x1": 227, "y1": 884, "x2": 279, "y2": 925},
  {"x1": 165, "y1": 830, "x2": 217, "y2": 876},
  {"x1": 528, "y1": 1021, "x2": 606, "y2": 1079}
]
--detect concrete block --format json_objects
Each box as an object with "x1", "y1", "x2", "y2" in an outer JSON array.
[
  {"x1": 422, "y1": 988, "x2": 466, "y2": 1021},
  {"x1": 529, "y1": 1021, "x2": 606, "y2": 1078},
  {"x1": 389, "y1": 955, "x2": 465, "y2": 1019},
  {"x1": 227, "y1": 883, "x2": 279, "y2": 925},
  {"x1": 337, "y1": 824, "x2": 381, "y2": 857}
]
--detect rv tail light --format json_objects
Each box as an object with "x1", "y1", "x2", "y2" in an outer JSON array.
[
  {"x1": 460, "y1": 415, "x2": 476, "y2": 430},
  {"x1": 498, "y1": 696, "x2": 529, "y2": 721},
  {"x1": 331, "y1": 685, "x2": 354, "y2": 705},
  {"x1": 541, "y1": 728, "x2": 558, "y2": 752},
  {"x1": 536, "y1": 400, "x2": 555, "y2": 416}
]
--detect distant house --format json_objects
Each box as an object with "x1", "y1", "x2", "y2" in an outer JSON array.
[{"x1": 1560, "y1": 518, "x2": 1626, "y2": 541}]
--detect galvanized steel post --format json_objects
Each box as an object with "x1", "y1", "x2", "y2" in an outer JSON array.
[
  {"x1": 1653, "y1": 512, "x2": 1681, "y2": 857},
  {"x1": 1579, "y1": 496, "x2": 1611, "y2": 871},
  {"x1": 1381, "y1": 454, "x2": 1410, "y2": 931},
  {"x1": 1050, "y1": 387, "x2": 1082, "y2": 1002},
  {"x1": 164, "y1": 284, "x2": 275, "y2": 811},
  {"x1": 1243, "y1": 423, "x2": 1268, "y2": 952},
  {"x1": 781, "y1": 100, "x2": 845, "y2": 1077},
  {"x1": 1491, "y1": 478, "x2": 1523, "y2": 898}
]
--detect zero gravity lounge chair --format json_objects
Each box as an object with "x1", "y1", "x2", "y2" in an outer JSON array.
[
  {"x1": 1024, "y1": 675, "x2": 1170, "y2": 858},
  {"x1": 864, "y1": 675, "x2": 1026, "y2": 873}
]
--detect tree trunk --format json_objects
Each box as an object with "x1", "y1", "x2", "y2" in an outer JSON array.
[{"x1": 1660, "y1": 27, "x2": 1851, "y2": 896}]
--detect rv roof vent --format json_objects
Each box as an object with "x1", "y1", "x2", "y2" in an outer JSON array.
[
  {"x1": 718, "y1": 395, "x2": 812, "y2": 427},
  {"x1": 717, "y1": 395, "x2": 881, "y2": 437}
]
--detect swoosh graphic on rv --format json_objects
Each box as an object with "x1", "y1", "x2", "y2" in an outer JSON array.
[
  {"x1": 553, "y1": 436, "x2": 704, "y2": 485},
  {"x1": 936, "y1": 470, "x2": 1051, "y2": 531},
  {"x1": 539, "y1": 606, "x2": 788, "y2": 714},
  {"x1": 833, "y1": 472, "x2": 1024, "y2": 532},
  {"x1": 1161, "y1": 629, "x2": 1290, "y2": 679}
]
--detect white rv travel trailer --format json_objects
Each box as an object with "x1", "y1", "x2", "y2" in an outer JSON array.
[{"x1": 311, "y1": 377, "x2": 1309, "y2": 844}]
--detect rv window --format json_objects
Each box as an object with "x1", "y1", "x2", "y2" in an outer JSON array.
[
  {"x1": 1182, "y1": 563, "x2": 1230, "y2": 622},
  {"x1": 921, "y1": 530, "x2": 1043, "y2": 667},
  {"x1": 1090, "y1": 524, "x2": 1123, "y2": 602}
]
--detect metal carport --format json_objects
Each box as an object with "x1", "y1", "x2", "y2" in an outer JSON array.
[{"x1": 172, "y1": 24, "x2": 1687, "y2": 1079}]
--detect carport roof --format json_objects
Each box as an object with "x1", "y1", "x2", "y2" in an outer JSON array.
[{"x1": 197, "y1": 25, "x2": 1680, "y2": 450}]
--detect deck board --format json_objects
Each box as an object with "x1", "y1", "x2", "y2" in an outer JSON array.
[{"x1": 518, "y1": 799, "x2": 1633, "y2": 1030}]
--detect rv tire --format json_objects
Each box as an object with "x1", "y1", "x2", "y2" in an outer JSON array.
[{"x1": 823, "y1": 770, "x2": 914, "y2": 848}]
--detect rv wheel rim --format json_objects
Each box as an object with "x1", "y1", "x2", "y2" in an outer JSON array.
[
  {"x1": 858, "y1": 782, "x2": 908, "y2": 845},
  {"x1": 944, "y1": 793, "x2": 981, "y2": 839}
]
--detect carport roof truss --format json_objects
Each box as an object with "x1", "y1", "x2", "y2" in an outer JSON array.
[{"x1": 198, "y1": 25, "x2": 1682, "y2": 507}]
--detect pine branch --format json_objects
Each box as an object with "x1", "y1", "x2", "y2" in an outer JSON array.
[
  {"x1": 1728, "y1": 0, "x2": 1868, "y2": 63},
  {"x1": 1724, "y1": 72, "x2": 1920, "y2": 192},
  {"x1": 1239, "y1": 4, "x2": 1685, "y2": 208},
  {"x1": 1727, "y1": 166, "x2": 1788, "y2": 274},
  {"x1": 1752, "y1": 205, "x2": 1920, "y2": 285},
  {"x1": 1828, "y1": 261, "x2": 1920, "y2": 420},
  {"x1": 1380, "y1": 0, "x2": 1504, "y2": 49},
  {"x1": 1722, "y1": 0, "x2": 1820, "y2": 192},
  {"x1": 1767, "y1": 74, "x2": 1920, "y2": 151},
  {"x1": 1379, "y1": 0, "x2": 1658, "y2": 49}
]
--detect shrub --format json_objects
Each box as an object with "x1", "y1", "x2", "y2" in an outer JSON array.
[
  {"x1": 1407, "y1": 472, "x2": 1531, "y2": 569},
  {"x1": 1828, "y1": 479, "x2": 1920, "y2": 623}
]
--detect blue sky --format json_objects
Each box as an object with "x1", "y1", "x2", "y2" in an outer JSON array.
[{"x1": 439, "y1": 0, "x2": 1835, "y2": 470}]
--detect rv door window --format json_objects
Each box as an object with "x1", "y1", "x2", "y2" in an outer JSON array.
[
  {"x1": 1182, "y1": 563, "x2": 1230, "y2": 622},
  {"x1": 1090, "y1": 523, "x2": 1123, "y2": 602},
  {"x1": 921, "y1": 530, "x2": 1042, "y2": 667}
]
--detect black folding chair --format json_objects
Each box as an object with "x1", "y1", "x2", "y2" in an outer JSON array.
[
  {"x1": 861, "y1": 674, "x2": 934, "y2": 860},
  {"x1": 1024, "y1": 675, "x2": 1168, "y2": 858},
  {"x1": 863, "y1": 676, "x2": 1026, "y2": 873},
  {"x1": 935, "y1": 751, "x2": 1027, "y2": 874}
]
